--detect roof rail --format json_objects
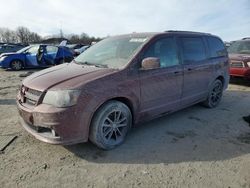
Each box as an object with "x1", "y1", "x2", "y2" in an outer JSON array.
[
  {"x1": 242, "y1": 37, "x2": 250, "y2": 40},
  {"x1": 165, "y1": 30, "x2": 211, "y2": 35}
]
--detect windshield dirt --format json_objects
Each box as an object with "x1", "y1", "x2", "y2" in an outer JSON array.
[{"x1": 74, "y1": 36, "x2": 148, "y2": 69}]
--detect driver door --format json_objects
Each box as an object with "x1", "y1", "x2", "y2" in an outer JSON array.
[
  {"x1": 43, "y1": 46, "x2": 59, "y2": 65},
  {"x1": 25, "y1": 46, "x2": 39, "y2": 67},
  {"x1": 138, "y1": 37, "x2": 183, "y2": 119}
]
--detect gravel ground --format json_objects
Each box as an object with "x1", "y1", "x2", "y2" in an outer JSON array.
[{"x1": 0, "y1": 69, "x2": 250, "y2": 188}]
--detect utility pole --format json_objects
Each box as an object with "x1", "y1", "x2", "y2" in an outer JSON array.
[{"x1": 59, "y1": 20, "x2": 63, "y2": 38}]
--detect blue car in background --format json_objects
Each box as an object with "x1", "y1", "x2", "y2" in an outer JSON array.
[
  {"x1": 0, "y1": 44, "x2": 27, "y2": 55},
  {"x1": 0, "y1": 44, "x2": 74, "y2": 70}
]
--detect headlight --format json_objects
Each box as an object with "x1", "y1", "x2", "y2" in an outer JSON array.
[
  {"x1": 247, "y1": 62, "x2": 250, "y2": 67},
  {"x1": 42, "y1": 90, "x2": 81, "y2": 107},
  {"x1": 0, "y1": 56, "x2": 7, "y2": 61}
]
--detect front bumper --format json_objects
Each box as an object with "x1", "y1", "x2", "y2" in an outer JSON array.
[{"x1": 16, "y1": 98, "x2": 89, "y2": 145}]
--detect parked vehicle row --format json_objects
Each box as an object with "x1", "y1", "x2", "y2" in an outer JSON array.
[
  {"x1": 0, "y1": 44, "x2": 74, "y2": 70},
  {"x1": 16, "y1": 31, "x2": 229, "y2": 149}
]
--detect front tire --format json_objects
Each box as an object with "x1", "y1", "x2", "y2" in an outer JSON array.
[
  {"x1": 10, "y1": 60, "x2": 23, "y2": 71},
  {"x1": 89, "y1": 101, "x2": 132, "y2": 150},
  {"x1": 203, "y1": 79, "x2": 223, "y2": 108}
]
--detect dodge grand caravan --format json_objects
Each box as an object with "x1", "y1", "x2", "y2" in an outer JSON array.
[{"x1": 17, "y1": 31, "x2": 229, "y2": 149}]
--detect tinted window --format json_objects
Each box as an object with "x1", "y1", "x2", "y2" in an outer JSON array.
[
  {"x1": 143, "y1": 38, "x2": 179, "y2": 68},
  {"x1": 181, "y1": 37, "x2": 206, "y2": 63},
  {"x1": 207, "y1": 37, "x2": 226, "y2": 58},
  {"x1": 3, "y1": 46, "x2": 14, "y2": 49}
]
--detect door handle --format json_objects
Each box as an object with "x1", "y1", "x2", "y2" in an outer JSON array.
[{"x1": 174, "y1": 71, "x2": 182, "y2": 74}]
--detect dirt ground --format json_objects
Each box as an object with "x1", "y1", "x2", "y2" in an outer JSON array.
[{"x1": 0, "y1": 69, "x2": 250, "y2": 188}]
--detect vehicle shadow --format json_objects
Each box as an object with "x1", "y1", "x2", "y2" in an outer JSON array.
[
  {"x1": 66, "y1": 89, "x2": 250, "y2": 164},
  {"x1": 5, "y1": 67, "x2": 44, "y2": 72},
  {"x1": 230, "y1": 77, "x2": 250, "y2": 87}
]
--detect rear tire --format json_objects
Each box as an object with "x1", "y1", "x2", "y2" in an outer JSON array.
[
  {"x1": 10, "y1": 60, "x2": 23, "y2": 71},
  {"x1": 89, "y1": 101, "x2": 132, "y2": 150},
  {"x1": 203, "y1": 79, "x2": 223, "y2": 108}
]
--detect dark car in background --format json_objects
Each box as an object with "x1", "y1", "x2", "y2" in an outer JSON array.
[
  {"x1": 228, "y1": 38, "x2": 250, "y2": 80},
  {"x1": 0, "y1": 44, "x2": 27, "y2": 55},
  {"x1": 67, "y1": 44, "x2": 89, "y2": 56},
  {"x1": 0, "y1": 44, "x2": 74, "y2": 70},
  {"x1": 17, "y1": 31, "x2": 229, "y2": 149}
]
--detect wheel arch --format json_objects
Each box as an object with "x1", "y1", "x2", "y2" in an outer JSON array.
[
  {"x1": 208, "y1": 74, "x2": 225, "y2": 92},
  {"x1": 216, "y1": 75, "x2": 225, "y2": 86},
  {"x1": 109, "y1": 97, "x2": 135, "y2": 123},
  {"x1": 89, "y1": 96, "x2": 135, "y2": 132}
]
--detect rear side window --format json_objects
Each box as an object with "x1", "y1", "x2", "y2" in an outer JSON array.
[
  {"x1": 207, "y1": 36, "x2": 227, "y2": 58},
  {"x1": 181, "y1": 37, "x2": 206, "y2": 63}
]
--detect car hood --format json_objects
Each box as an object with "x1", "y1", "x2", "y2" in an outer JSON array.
[
  {"x1": 23, "y1": 63, "x2": 116, "y2": 91},
  {"x1": 0, "y1": 52, "x2": 23, "y2": 58},
  {"x1": 0, "y1": 52, "x2": 17, "y2": 57},
  {"x1": 229, "y1": 53, "x2": 250, "y2": 62}
]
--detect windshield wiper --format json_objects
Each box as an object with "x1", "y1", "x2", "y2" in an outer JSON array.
[
  {"x1": 74, "y1": 60, "x2": 108, "y2": 68},
  {"x1": 93, "y1": 64, "x2": 108, "y2": 68}
]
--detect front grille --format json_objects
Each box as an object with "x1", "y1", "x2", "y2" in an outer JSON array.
[
  {"x1": 21, "y1": 86, "x2": 43, "y2": 106},
  {"x1": 230, "y1": 61, "x2": 244, "y2": 68}
]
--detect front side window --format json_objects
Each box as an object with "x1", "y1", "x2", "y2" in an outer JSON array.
[
  {"x1": 207, "y1": 36, "x2": 227, "y2": 58},
  {"x1": 181, "y1": 37, "x2": 206, "y2": 63},
  {"x1": 26, "y1": 46, "x2": 40, "y2": 54},
  {"x1": 75, "y1": 36, "x2": 149, "y2": 69},
  {"x1": 142, "y1": 37, "x2": 179, "y2": 68},
  {"x1": 227, "y1": 40, "x2": 250, "y2": 54}
]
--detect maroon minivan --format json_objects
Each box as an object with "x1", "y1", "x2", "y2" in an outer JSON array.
[{"x1": 17, "y1": 31, "x2": 229, "y2": 149}]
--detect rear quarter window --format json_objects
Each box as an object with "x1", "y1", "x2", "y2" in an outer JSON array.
[
  {"x1": 207, "y1": 36, "x2": 227, "y2": 58},
  {"x1": 181, "y1": 37, "x2": 206, "y2": 63}
]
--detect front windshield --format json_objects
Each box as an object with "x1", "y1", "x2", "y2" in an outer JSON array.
[
  {"x1": 74, "y1": 36, "x2": 149, "y2": 69},
  {"x1": 17, "y1": 46, "x2": 31, "y2": 53},
  {"x1": 228, "y1": 40, "x2": 250, "y2": 54},
  {"x1": 17, "y1": 45, "x2": 40, "y2": 54}
]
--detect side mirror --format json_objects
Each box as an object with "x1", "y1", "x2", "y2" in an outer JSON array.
[{"x1": 141, "y1": 57, "x2": 160, "y2": 70}]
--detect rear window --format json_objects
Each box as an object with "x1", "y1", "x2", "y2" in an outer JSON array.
[
  {"x1": 207, "y1": 36, "x2": 227, "y2": 58},
  {"x1": 181, "y1": 37, "x2": 206, "y2": 63}
]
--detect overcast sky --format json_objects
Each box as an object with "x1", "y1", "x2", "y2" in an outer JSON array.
[{"x1": 0, "y1": 0, "x2": 249, "y2": 41}]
